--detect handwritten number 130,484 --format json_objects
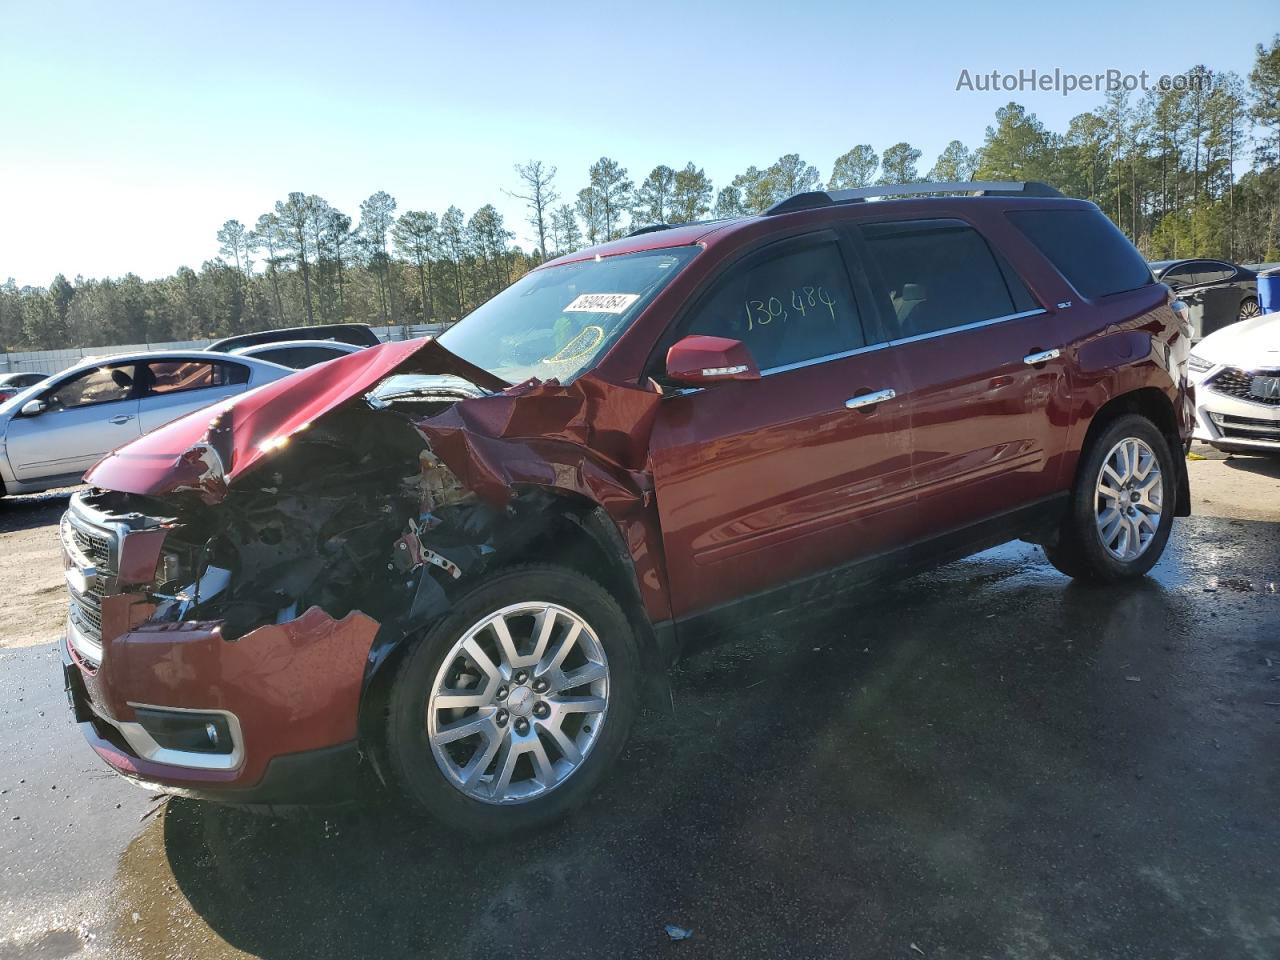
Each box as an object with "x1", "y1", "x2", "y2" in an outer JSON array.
[{"x1": 744, "y1": 286, "x2": 836, "y2": 331}]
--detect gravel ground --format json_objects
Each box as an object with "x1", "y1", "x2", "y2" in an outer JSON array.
[{"x1": 0, "y1": 449, "x2": 1277, "y2": 959}]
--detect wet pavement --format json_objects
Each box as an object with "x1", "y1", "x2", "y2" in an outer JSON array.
[{"x1": 2, "y1": 507, "x2": 1279, "y2": 958}]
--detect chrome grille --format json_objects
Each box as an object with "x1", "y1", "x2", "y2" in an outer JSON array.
[
  {"x1": 71, "y1": 525, "x2": 112, "y2": 567},
  {"x1": 62, "y1": 502, "x2": 120, "y2": 664},
  {"x1": 1208, "y1": 366, "x2": 1280, "y2": 406}
]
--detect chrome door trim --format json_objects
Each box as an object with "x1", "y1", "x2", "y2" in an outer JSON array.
[
  {"x1": 888, "y1": 308, "x2": 1047, "y2": 347},
  {"x1": 845, "y1": 388, "x2": 896, "y2": 410},
  {"x1": 759, "y1": 341, "x2": 889, "y2": 377}
]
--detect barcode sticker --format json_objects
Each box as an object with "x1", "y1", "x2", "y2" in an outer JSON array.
[{"x1": 563, "y1": 293, "x2": 640, "y2": 314}]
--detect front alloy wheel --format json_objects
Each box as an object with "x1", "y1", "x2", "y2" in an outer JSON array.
[
  {"x1": 385, "y1": 564, "x2": 639, "y2": 835},
  {"x1": 428, "y1": 602, "x2": 609, "y2": 804}
]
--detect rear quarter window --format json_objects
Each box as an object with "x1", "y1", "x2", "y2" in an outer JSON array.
[{"x1": 1007, "y1": 208, "x2": 1153, "y2": 299}]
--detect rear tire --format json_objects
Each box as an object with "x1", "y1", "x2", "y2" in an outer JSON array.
[
  {"x1": 1044, "y1": 415, "x2": 1176, "y2": 582},
  {"x1": 385, "y1": 564, "x2": 639, "y2": 836},
  {"x1": 1238, "y1": 297, "x2": 1261, "y2": 322}
]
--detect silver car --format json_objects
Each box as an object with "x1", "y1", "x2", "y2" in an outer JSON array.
[{"x1": 0, "y1": 351, "x2": 292, "y2": 497}]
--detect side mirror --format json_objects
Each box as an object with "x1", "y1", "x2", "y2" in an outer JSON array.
[
  {"x1": 20, "y1": 399, "x2": 47, "y2": 417},
  {"x1": 665, "y1": 335, "x2": 761, "y2": 386}
]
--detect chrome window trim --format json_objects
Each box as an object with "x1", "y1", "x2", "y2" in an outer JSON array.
[
  {"x1": 888, "y1": 308, "x2": 1047, "y2": 347},
  {"x1": 759, "y1": 342, "x2": 889, "y2": 377}
]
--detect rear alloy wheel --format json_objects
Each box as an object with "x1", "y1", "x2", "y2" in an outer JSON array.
[
  {"x1": 1093, "y1": 437, "x2": 1164, "y2": 562},
  {"x1": 1239, "y1": 297, "x2": 1261, "y2": 321},
  {"x1": 386, "y1": 565, "x2": 639, "y2": 835},
  {"x1": 1044, "y1": 414, "x2": 1176, "y2": 582}
]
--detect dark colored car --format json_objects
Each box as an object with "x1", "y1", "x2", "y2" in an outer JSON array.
[
  {"x1": 1148, "y1": 258, "x2": 1259, "y2": 338},
  {"x1": 205, "y1": 322, "x2": 382, "y2": 353},
  {"x1": 0, "y1": 371, "x2": 48, "y2": 404},
  {"x1": 61, "y1": 182, "x2": 1193, "y2": 835}
]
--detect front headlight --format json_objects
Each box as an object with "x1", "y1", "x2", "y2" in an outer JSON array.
[{"x1": 1188, "y1": 353, "x2": 1213, "y2": 374}]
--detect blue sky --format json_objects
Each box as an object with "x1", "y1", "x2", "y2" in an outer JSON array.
[{"x1": 0, "y1": 0, "x2": 1273, "y2": 287}]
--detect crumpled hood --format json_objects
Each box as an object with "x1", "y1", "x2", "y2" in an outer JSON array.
[
  {"x1": 1196, "y1": 310, "x2": 1280, "y2": 364},
  {"x1": 84, "y1": 338, "x2": 508, "y2": 500}
]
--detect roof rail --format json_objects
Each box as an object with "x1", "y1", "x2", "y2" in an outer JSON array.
[
  {"x1": 766, "y1": 181, "x2": 1064, "y2": 215},
  {"x1": 627, "y1": 223, "x2": 675, "y2": 237}
]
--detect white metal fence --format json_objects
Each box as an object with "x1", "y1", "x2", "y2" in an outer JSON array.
[{"x1": 0, "y1": 323, "x2": 452, "y2": 377}]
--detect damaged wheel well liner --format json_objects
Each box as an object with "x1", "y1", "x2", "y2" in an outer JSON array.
[{"x1": 355, "y1": 495, "x2": 674, "y2": 787}]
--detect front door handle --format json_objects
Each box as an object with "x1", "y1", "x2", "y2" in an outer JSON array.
[
  {"x1": 845, "y1": 388, "x2": 896, "y2": 410},
  {"x1": 108, "y1": 415, "x2": 134, "y2": 425},
  {"x1": 1023, "y1": 348, "x2": 1060, "y2": 366}
]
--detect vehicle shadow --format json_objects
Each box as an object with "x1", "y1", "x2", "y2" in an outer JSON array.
[
  {"x1": 128, "y1": 541, "x2": 1276, "y2": 960},
  {"x1": 0, "y1": 487, "x2": 76, "y2": 534},
  {"x1": 1223, "y1": 453, "x2": 1280, "y2": 480}
]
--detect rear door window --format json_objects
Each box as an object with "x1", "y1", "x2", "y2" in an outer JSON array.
[
  {"x1": 139, "y1": 359, "x2": 249, "y2": 394},
  {"x1": 677, "y1": 233, "x2": 866, "y2": 372},
  {"x1": 858, "y1": 218, "x2": 1038, "y2": 339},
  {"x1": 1007, "y1": 208, "x2": 1153, "y2": 299}
]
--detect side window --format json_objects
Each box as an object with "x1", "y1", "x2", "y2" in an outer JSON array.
[
  {"x1": 1006, "y1": 208, "x2": 1153, "y2": 299},
  {"x1": 859, "y1": 219, "x2": 1034, "y2": 338},
  {"x1": 1194, "y1": 262, "x2": 1235, "y2": 285},
  {"x1": 140, "y1": 360, "x2": 248, "y2": 395},
  {"x1": 1162, "y1": 265, "x2": 1195, "y2": 286},
  {"x1": 43, "y1": 365, "x2": 135, "y2": 410},
  {"x1": 682, "y1": 237, "x2": 864, "y2": 372}
]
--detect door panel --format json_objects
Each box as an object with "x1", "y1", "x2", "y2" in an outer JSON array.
[
  {"x1": 892, "y1": 314, "x2": 1069, "y2": 537},
  {"x1": 137, "y1": 384, "x2": 243, "y2": 434},
  {"x1": 650, "y1": 351, "x2": 912, "y2": 618},
  {"x1": 856, "y1": 217, "x2": 1067, "y2": 535},
  {"x1": 7, "y1": 398, "x2": 141, "y2": 481}
]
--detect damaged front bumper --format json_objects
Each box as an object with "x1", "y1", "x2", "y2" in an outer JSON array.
[{"x1": 62, "y1": 569, "x2": 379, "y2": 802}]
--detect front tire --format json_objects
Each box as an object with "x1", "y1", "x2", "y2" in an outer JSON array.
[
  {"x1": 1044, "y1": 414, "x2": 1176, "y2": 582},
  {"x1": 385, "y1": 564, "x2": 639, "y2": 836}
]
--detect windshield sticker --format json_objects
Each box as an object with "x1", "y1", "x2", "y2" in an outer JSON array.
[{"x1": 563, "y1": 293, "x2": 640, "y2": 314}]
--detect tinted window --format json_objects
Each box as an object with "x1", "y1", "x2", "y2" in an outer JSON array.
[
  {"x1": 44, "y1": 365, "x2": 135, "y2": 410},
  {"x1": 1161, "y1": 265, "x2": 1196, "y2": 285},
  {"x1": 1194, "y1": 262, "x2": 1235, "y2": 285},
  {"x1": 859, "y1": 219, "x2": 1035, "y2": 338},
  {"x1": 1007, "y1": 208, "x2": 1153, "y2": 299},
  {"x1": 139, "y1": 359, "x2": 248, "y2": 394},
  {"x1": 258, "y1": 346, "x2": 345, "y2": 368},
  {"x1": 681, "y1": 236, "x2": 864, "y2": 371}
]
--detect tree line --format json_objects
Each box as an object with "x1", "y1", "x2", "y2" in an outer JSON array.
[{"x1": 3, "y1": 37, "x2": 1278, "y2": 354}]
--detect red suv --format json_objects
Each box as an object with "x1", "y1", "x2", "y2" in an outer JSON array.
[{"x1": 61, "y1": 182, "x2": 1193, "y2": 834}]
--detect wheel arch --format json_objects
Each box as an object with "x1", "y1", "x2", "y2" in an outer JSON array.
[
  {"x1": 1078, "y1": 388, "x2": 1190, "y2": 517},
  {"x1": 355, "y1": 491, "x2": 670, "y2": 785}
]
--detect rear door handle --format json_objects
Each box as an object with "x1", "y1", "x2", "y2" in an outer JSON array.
[
  {"x1": 108, "y1": 415, "x2": 134, "y2": 425},
  {"x1": 1022, "y1": 348, "x2": 1060, "y2": 366},
  {"x1": 845, "y1": 388, "x2": 896, "y2": 410}
]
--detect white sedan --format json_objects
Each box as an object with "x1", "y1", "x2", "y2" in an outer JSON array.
[
  {"x1": 0, "y1": 351, "x2": 293, "y2": 497},
  {"x1": 1187, "y1": 310, "x2": 1280, "y2": 455}
]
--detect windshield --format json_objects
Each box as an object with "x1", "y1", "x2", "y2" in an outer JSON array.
[{"x1": 437, "y1": 247, "x2": 698, "y2": 383}]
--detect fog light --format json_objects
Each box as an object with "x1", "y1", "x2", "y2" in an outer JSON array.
[{"x1": 134, "y1": 708, "x2": 234, "y2": 755}]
